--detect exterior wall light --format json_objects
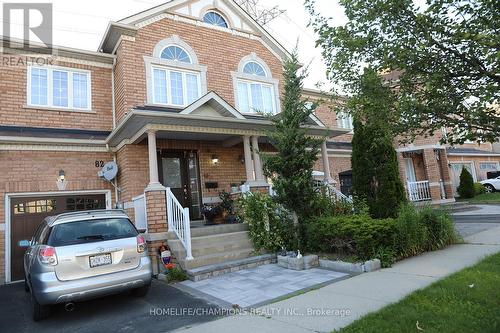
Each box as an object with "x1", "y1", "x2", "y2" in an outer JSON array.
[
  {"x1": 211, "y1": 154, "x2": 219, "y2": 166},
  {"x1": 57, "y1": 169, "x2": 68, "y2": 190}
]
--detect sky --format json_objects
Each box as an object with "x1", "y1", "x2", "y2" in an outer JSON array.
[{"x1": 0, "y1": 0, "x2": 347, "y2": 89}]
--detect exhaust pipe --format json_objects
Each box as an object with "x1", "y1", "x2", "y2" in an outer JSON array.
[{"x1": 64, "y1": 302, "x2": 75, "y2": 312}]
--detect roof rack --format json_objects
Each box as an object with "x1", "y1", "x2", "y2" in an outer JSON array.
[{"x1": 47, "y1": 209, "x2": 127, "y2": 225}]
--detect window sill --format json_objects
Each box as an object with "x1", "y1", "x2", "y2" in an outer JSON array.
[{"x1": 23, "y1": 105, "x2": 96, "y2": 114}]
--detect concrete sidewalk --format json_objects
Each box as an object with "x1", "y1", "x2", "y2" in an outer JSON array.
[{"x1": 172, "y1": 225, "x2": 500, "y2": 333}]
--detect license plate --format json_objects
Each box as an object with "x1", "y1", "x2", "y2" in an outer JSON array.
[{"x1": 89, "y1": 253, "x2": 112, "y2": 268}]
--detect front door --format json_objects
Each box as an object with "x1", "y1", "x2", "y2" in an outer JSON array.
[{"x1": 159, "y1": 150, "x2": 202, "y2": 220}]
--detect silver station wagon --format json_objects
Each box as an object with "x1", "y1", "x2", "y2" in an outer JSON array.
[{"x1": 20, "y1": 210, "x2": 152, "y2": 321}]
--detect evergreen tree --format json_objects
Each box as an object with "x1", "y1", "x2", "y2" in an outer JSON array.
[
  {"x1": 457, "y1": 168, "x2": 474, "y2": 199},
  {"x1": 350, "y1": 68, "x2": 406, "y2": 218},
  {"x1": 263, "y1": 50, "x2": 322, "y2": 244}
]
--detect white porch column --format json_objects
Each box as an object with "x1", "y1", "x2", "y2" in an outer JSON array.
[
  {"x1": 147, "y1": 130, "x2": 161, "y2": 188},
  {"x1": 321, "y1": 141, "x2": 334, "y2": 184},
  {"x1": 243, "y1": 136, "x2": 255, "y2": 183},
  {"x1": 252, "y1": 136, "x2": 265, "y2": 182}
]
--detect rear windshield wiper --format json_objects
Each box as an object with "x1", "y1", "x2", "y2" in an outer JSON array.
[{"x1": 77, "y1": 235, "x2": 105, "y2": 240}]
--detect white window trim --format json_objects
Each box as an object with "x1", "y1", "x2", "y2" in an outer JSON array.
[
  {"x1": 235, "y1": 78, "x2": 277, "y2": 114},
  {"x1": 337, "y1": 111, "x2": 354, "y2": 132},
  {"x1": 144, "y1": 55, "x2": 207, "y2": 107},
  {"x1": 203, "y1": 10, "x2": 230, "y2": 28},
  {"x1": 449, "y1": 161, "x2": 478, "y2": 182},
  {"x1": 150, "y1": 65, "x2": 202, "y2": 107},
  {"x1": 27, "y1": 64, "x2": 92, "y2": 111}
]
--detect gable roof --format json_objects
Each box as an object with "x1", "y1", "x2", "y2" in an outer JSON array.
[
  {"x1": 99, "y1": 0, "x2": 291, "y2": 60},
  {"x1": 180, "y1": 92, "x2": 246, "y2": 119}
]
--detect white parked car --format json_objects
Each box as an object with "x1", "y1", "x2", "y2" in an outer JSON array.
[{"x1": 480, "y1": 176, "x2": 500, "y2": 193}]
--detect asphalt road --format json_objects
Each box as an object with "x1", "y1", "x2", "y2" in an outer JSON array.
[
  {"x1": 452, "y1": 214, "x2": 500, "y2": 238},
  {"x1": 0, "y1": 280, "x2": 221, "y2": 333}
]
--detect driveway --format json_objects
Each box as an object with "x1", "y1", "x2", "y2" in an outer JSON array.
[
  {"x1": 0, "y1": 280, "x2": 221, "y2": 333},
  {"x1": 452, "y1": 204, "x2": 500, "y2": 238}
]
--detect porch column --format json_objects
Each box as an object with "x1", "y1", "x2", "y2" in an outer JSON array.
[
  {"x1": 147, "y1": 130, "x2": 161, "y2": 189},
  {"x1": 243, "y1": 136, "x2": 255, "y2": 183},
  {"x1": 252, "y1": 136, "x2": 265, "y2": 182},
  {"x1": 321, "y1": 141, "x2": 334, "y2": 184},
  {"x1": 422, "y1": 148, "x2": 444, "y2": 202}
]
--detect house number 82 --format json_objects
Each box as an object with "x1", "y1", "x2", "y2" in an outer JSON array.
[{"x1": 95, "y1": 161, "x2": 105, "y2": 168}]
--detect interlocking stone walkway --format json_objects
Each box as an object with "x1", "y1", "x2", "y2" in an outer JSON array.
[{"x1": 178, "y1": 264, "x2": 349, "y2": 308}]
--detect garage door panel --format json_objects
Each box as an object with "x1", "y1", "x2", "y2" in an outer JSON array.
[{"x1": 10, "y1": 194, "x2": 106, "y2": 281}]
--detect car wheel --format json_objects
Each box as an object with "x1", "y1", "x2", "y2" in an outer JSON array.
[
  {"x1": 31, "y1": 293, "x2": 51, "y2": 321},
  {"x1": 484, "y1": 184, "x2": 495, "y2": 193},
  {"x1": 131, "y1": 284, "x2": 150, "y2": 297}
]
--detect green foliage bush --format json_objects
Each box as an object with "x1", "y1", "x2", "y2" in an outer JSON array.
[
  {"x1": 307, "y1": 204, "x2": 459, "y2": 267},
  {"x1": 238, "y1": 192, "x2": 297, "y2": 252},
  {"x1": 167, "y1": 266, "x2": 188, "y2": 283},
  {"x1": 457, "y1": 167, "x2": 475, "y2": 198},
  {"x1": 306, "y1": 214, "x2": 396, "y2": 264},
  {"x1": 474, "y1": 182, "x2": 486, "y2": 196}
]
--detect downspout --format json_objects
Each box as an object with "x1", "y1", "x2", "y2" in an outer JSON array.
[{"x1": 111, "y1": 57, "x2": 120, "y2": 207}]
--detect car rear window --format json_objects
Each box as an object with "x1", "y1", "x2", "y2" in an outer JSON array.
[{"x1": 47, "y1": 218, "x2": 138, "y2": 247}]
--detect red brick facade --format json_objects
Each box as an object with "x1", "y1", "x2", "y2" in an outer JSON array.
[{"x1": 0, "y1": 1, "x2": 498, "y2": 283}]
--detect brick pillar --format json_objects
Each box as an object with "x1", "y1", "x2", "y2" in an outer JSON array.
[
  {"x1": 397, "y1": 152, "x2": 409, "y2": 198},
  {"x1": 422, "y1": 149, "x2": 442, "y2": 202},
  {"x1": 438, "y1": 149, "x2": 455, "y2": 200},
  {"x1": 144, "y1": 188, "x2": 168, "y2": 275}
]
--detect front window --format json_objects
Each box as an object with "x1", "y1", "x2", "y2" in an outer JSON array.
[
  {"x1": 161, "y1": 45, "x2": 192, "y2": 63},
  {"x1": 337, "y1": 111, "x2": 354, "y2": 130},
  {"x1": 236, "y1": 80, "x2": 275, "y2": 114},
  {"x1": 203, "y1": 11, "x2": 228, "y2": 28},
  {"x1": 152, "y1": 66, "x2": 201, "y2": 106},
  {"x1": 28, "y1": 66, "x2": 91, "y2": 110},
  {"x1": 235, "y1": 60, "x2": 276, "y2": 114}
]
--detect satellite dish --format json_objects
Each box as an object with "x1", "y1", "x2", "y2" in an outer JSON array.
[{"x1": 98, "y1": 161, "x2": 119, "y2": 181}]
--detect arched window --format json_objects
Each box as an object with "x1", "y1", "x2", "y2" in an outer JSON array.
[
  {"x1": 203, "y1": 11, "x2": 228, "y2": 28},
  {"x1": 243, "y1": 61, "x2": 267, "y2": 77},
  {"x1": 160, "y1": 45, "x2": 192, "y2": 63}
]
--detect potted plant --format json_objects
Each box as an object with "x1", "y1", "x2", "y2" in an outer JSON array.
[
  {"x1": 219, "y1": 191, "x2": 238, "y2": 223},
  {"x1": 201, "y1": 204, "x2": 222, "y2": 225}
]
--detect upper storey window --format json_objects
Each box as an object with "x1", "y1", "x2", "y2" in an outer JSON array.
[
  {"x1": 203, "y1": 11, "x2": 228, "y2": 28},
  {"x1": 27, "y1": 65, "x2": 91, "y2": 110},
  {"x1": 337, "y1": 111, "x2": 354, "y2": 130},
  {"x1": 233, "y1": 55, "x2": 278, "y2": 114},
  {"x1": 146, "y1": 36, "x2": 207, "y2": 108},
  {"x1": 243, "y1": 62, "x2": 266, "y2": 77},
  {"x1": 161, "y1": 45, "x2": 192, "y2": 63}
]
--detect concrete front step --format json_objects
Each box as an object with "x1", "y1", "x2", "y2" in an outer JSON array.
[
  {"x1": 169, "y1": 232, "x2": 253, "y2": 257},
  {"x1": 180, "y1": 248, "x2": 256, "y2": 270},
  {"x1": 186, "y1": 254, "x2": 277, "y2": 281}
]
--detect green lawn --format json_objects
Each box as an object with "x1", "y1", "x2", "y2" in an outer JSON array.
[
  {"x1": 336, "y1": 253, "x2": 500, "y2": 333},
  {"x1": 466, "y1": 192, "x2": 500, "y2": 203}
]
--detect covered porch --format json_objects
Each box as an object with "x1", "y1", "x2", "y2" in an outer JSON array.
[
  {"x1": 107, "y1": 92, "x2": 349, "y2": 272},
  {"x1": 398, "y1": 147, "x2": 455, "y2": 203}
]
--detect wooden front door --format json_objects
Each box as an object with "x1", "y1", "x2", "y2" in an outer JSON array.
[
  {"x1": 10, "y1": 194, "x2": 106, "y2": 281},
  {"x1": 159, "y1": 150, "x2": 202, "y2": 220}
]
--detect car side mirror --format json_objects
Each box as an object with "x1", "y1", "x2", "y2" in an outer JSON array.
[
  {"x1": 137, "y1": 229, "x2": 147, "y2": 234},
  {"x1": 18, "y1": 240, "x2": 31, "y2": 247}
]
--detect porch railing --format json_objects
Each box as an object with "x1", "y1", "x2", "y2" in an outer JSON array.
[
  {"x1": 407, "y1": 181, "x2": 432, "y2": 202},
  {"x1": 166, "y1": 188, "x2": 193, "y2": 260},
  {"x1": 315, "y1": 182, "x2": 353, "y2": 204}
]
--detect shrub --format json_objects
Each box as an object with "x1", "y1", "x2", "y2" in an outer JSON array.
[
  {"x1": 167, "y1": 266, "x2": 188, "y2": 283},
  {"x1": 393, "y1": 204, "x2": 428, "y2": 257},
  {"x1": 310, "y1": 186, "x2": 354, "y2": 217},
  {"x1": 474, "y1": 182, "x2": 486, "y2": 196},
  {"x1": 457, "y1": 167, "x2": 474, "y2": 198},
  {"x1": 238, "y1": 192, "x2": 297, "y2": 252},
  {"x1": 306, "y1": 214, "x2": 396, "y2": 265},
  {"x1": 307, "y1": 204, "x2": 459, "y2": 267},
  {"x1": 394, "y1": 204, "x2": 458, "y2": 257}
]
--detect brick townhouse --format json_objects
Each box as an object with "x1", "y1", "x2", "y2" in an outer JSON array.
[{"x1": 0, "y1": 0, "x2": 498, "y2": 283}]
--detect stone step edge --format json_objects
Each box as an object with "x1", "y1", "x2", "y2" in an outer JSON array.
[{"x1": 186, "y1": 254, "x2": 277, "y2": 282}]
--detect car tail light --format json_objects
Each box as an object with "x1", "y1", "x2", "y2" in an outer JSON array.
[
  {"x1": 38, "y1": 246, "x2": 58, "y2": 266},
  {"x1": 137, "y1": 235, "x2": 146, "y2": 253}
]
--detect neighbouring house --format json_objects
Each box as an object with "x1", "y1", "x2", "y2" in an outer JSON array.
[{"x1": 0, "y1": 0, "x2": 498, "y2": 284}]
